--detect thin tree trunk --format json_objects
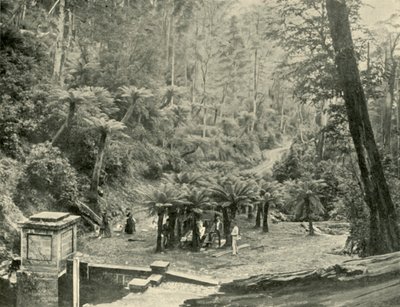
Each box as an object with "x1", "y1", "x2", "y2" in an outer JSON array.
[
  {"x1": 280, "y1": 102, "x2": 284, "y2": 132},
  {"x1": 308, "y1": 220, "x2": 315, "y2": 236},
  {"x1": 251, "y1": 16, "x2": 259, "y2": 132},
  {"x1": 53, "y1": 0, "x2": 65, "y2": 84},
  {"x1": 170, "y1": 18, "x2": 175, "y2": 106},
  {"x1": 263, "y1": 202, "x2": 269, "y2": 232},
  {"x1": 156, "y1": 211, "x2": 164, "y2": 252},
  {"x1": 202, "y1": 107, "x2": 207, "y2": 137},
  {"x1": 326, "y1": 0, "x2": 400, "y2": 255},
  {"x1": 165, "y1": 12, "x2": 171, "y2": 69},
  {"x1": 255, "y1": 203, "x2": 262, "y2": 228},
  {"x1": 89, "y1": 130, "x2": 108, "y2": 208},
  {"x1": 52, "y1": 100, "x2": 76, "y2": 145}
]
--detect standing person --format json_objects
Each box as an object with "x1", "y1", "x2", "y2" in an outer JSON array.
[
  {"x1": 231, "y1": 220, "x2": 240, "y2": 256},
  {"x1": 215, "y1": 216, "x2": 223, "y2": 247},
  {"x1": 101, "y1": 211, "x2": 112, "y2": 238},
  {"x1": 125, "y1": 212, "x2": 136, "y2": 234}
]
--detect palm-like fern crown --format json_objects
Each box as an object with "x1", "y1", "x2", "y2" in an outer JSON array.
[
  {"x1": 284, "y1": 176, "x2": 326, "y2": 220},
  {"x1": 52, "y1": 86, "x2": 117, "y2": 118},
  {"x1": 210, "y1": 179, "x2": 256, "y2": 207},
  {"x1": 84, "y1": 116, "x2": 126, "y2": 133},
  {"x1": 184, "y1": 188, "x2": 210, "y2": 215},
  {"x1": 138, "y1": 184, "x2": 186, "y2": 216},
  {"x1": 259, "y1": 180, "x2": 282, "y2": 204},
  {"x1": 119, "y1": 86, "x2": 153, "y2": 102},
  {"x1": 163, "y1": 172, "x2": 205, "y2": 186}
]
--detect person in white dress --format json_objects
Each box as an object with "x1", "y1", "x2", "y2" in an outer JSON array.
[{"x1": 231, "y1": 220, "x2": 240, "y2": 255}]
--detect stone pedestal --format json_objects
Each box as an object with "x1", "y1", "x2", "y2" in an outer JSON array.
[
  {"x1": 16, "y1": 271, "x2": 59, "y2": 307},
  {"x1": 17, "y1": 212, "x2": 80, "y2": 307}
]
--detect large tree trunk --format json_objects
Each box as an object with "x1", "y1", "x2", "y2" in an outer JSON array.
[
  {"x1": 326, "y1": 0, "x2": 400, "y2": 255},
  {"x1": 262, "y1": 202, "x2": 269, "y2": 233},
  {"x1": 53, "y1": 0, "x2": 65, "y2": 84},
  {"x1": 89, "y1": 130, "x2": 108, "y2": 208}
]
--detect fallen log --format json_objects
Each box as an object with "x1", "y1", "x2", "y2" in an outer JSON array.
[
  {"x1": 184, "y1": 251, "x2": 400, "y2": 306},
  {"x1": 75, "y1": 200, "x2": 102, "y2": 227}
]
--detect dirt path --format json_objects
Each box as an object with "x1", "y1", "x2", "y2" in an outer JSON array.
[{"x1": 247, "y1": 142, "x2": 291, "y2": 177}]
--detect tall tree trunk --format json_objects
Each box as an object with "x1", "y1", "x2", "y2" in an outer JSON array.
[
  {"x1": 383, "y1": 51, "x2": 393, "y2": 154},
  {"x1": 385, "y1": 58, "x2": 397, "y2": 155},
  {"x1": 247, "y1": 205, "x2": 254, "y2": 220},
  {"x1": 192, "y1": 216, "x2": 200, "y2": 252},
  {"x1": 222, "y1": 207, "x2": 231, "y2": 247},
  {"x1": 202, "y1": 107, "x2": 207, "y2": 137},
  {"x1": 263, "y1": 202, "x2": 269, "y2": 233},
  {"x1": 251, "y1": 47, "x2": 258, "y2": 132},
  {"x1": 326, "y1": 0, "x2": 400, "y2": 255},
  {"x1": 170, "y1": 18, "x2": 175, "y2": 106},
  {"x1": 156, "y1": 211, "x2": 164, "y2": 253},
  {"x1": 397, "y1": 78, "x2": 400, "y2": 178},
  {"x1": 89, "y1": 130, "x2": 108, "y2": 208},
  {"x1": 52, "y1": 100, "x2": 76, "y2": 145},
  {"x1": 255, "y1": 203, "x2": 262, "y2": 228},
  {"x1": 53, "y1": 0, "x2": 65, "y2": 84},
  {"x1": 169, "y1": 210, "x2": 177, "y2": 247}
]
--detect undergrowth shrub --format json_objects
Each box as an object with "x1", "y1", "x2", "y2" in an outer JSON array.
[{"x1": 14, "y1": 142, "x2": 78, "y2": 214}]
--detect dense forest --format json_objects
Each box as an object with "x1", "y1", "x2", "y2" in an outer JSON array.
[{"x1": 1, "y1": 0, "x2": 400, "y2": 263}]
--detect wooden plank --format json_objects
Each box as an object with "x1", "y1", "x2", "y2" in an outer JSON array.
[
  {"x1": 73, "y1": 257, "x2": 80, "y2": 307},
  {"x1": 212, "y1": 244, "x2": 251, "y2": 258}
]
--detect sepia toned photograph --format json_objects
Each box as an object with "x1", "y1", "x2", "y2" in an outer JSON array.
[{"x1": 0, "y1": 0, "x2": 399, "y2": 306}]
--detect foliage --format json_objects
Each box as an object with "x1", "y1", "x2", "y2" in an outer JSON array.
[
  {"x1": 210, "y1": 179, "x2": 257, "y2": 218},
  {"x1": 14, "y1": 142, "x2": 79, "y2": 214},
  {"x1": 283, "y1": 176, "x2": 326, "y2": 223}
]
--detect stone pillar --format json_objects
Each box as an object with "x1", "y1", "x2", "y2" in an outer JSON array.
[
  {"x1": 17, "y1": 212, "x2": 80, "y2": 307},
  {"x1": 16, "y1": 271, "x2": 59, "y2": 307}
]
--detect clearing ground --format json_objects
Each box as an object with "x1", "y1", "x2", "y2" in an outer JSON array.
[
  {"x1": 79, "y1": 216, "x2": 351, "y2": 283},
  {"x1": 80, "y1": 142, "x2": 350, "y2": 283}
]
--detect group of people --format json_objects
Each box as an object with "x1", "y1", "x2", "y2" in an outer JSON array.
[
  {"x1": 99, "y1": 210, "x2": 240, "y2": 256},
  {"x1": 98, "y1": 210, "x2": 136, "y2": 238}
]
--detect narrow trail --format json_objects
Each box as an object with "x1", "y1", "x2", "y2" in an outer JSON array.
[{"x1": 247, "y1": 141, "x2": 291, "y2": 177}]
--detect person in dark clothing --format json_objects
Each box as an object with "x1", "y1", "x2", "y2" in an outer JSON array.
[
  {"x1": 125, "y1": 212, "x2": 136, "y2": 234},
  {"x1": 100, "y1": 211, "x2": 111, "y2": 238}
]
